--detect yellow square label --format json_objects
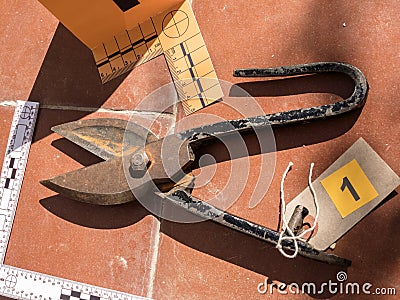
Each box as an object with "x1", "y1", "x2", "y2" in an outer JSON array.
[{"x1": 321, "y1": 159, "x2": 379, "y2": 218}]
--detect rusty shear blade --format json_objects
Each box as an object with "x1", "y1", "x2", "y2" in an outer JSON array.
[
  {"x1": 41, "y1": 124, "x2": 195, "y2": 205},
  {"x1": 41, "y1": 156, "x2": 134, "y2": 205},
  {"x1": 41, "y1": 120, "x2": 158, "y2": 204},
  {"x1": 51, "y1": 118, "x2": 157, "y2": 160}
]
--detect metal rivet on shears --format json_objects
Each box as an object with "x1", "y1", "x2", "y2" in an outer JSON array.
[{"x1": 130, "y1": 151, "x2": 149, "y2": 171}]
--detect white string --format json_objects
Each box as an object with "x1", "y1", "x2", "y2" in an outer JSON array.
[
  {"x1": 276, "y1": 162, "x2": 319, "y2": 259},
  {"x1": 276, "y1": 162, "x2": 298, "y2": 258}
]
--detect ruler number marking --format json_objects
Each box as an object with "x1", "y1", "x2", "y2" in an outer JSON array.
[{"x1": 340, "y1": 176, "x2": 360, "y2": 201}]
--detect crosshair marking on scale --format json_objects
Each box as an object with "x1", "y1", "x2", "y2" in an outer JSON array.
[
  {"x1": 162, "y1": 10, "x2": 189, "y2": 38},
  {"x1": 20, "y1": 107, "x2": 31, "y2": 119},
  {"x1": 5, "y1": 274, "x2": 17, "y2": 288}
]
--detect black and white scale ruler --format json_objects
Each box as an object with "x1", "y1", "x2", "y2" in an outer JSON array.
[{"x1": 0, "y1": 101, "x2": 149, "y2": 300}]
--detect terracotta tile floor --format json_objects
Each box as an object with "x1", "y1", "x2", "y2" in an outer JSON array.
[{"x1": 0, "y1": 0, "x2": 399, "y2": 299}]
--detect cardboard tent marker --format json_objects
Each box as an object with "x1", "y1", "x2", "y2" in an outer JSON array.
[
  {"x1": 38, "y1": 0, "x2": 223, "y2": 114},
  {"x1": 285, "y1": 138, "x2": 400, "y2": 250}
]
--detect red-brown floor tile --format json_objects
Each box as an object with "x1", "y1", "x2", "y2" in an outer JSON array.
[
  {"x1": 1, "y1": 0, "x2": 399, "y2": 299},
  {"x1": 0, "y1": 107, "x2": 15, "y2": 162},
  {"x1": 0, "y1": 0, "x2": 58, "y2": 101}
]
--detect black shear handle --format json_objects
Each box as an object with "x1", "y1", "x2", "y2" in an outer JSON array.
[
  {"x1": 178, "y1": 62, "x2": 368, "y2": 143},
  {"x1": 161, "y1": 189, "x2": 351, "y2": 267},
  {"x1": 234, "y1": 62, "x2": 368, "y2": 123}
]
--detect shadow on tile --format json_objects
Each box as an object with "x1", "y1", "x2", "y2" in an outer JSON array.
[
  {"x1": 33, "y1": 108, "x2": 88, "y2": 142},
  {"x1": 192, "y1": 110, "x2": 361, "y2": 169},
  {"x1": 230, "y1": 72, "x2": 354, "y2": 99},
  {"x1": 273, "y1": 109, "x2": 362, "y2": 151},
  {"x1": 159, "y1": 196, "x2": 398, "y2": 299},
  {"x1": 51, "y1": 138, "x2": 104, "y2": 167},
  {"x1": 39, "y1": 195, "x2": 148, "y2": 229},
  {"x1": 28, "y1": 23, "x2": 129, "y2": 108},
  {"x1": 160, "y1": 215, "x2": 344, "y2": 298}
]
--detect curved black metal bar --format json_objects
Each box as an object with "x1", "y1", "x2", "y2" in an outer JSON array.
[
  {"x1": 178, "y1": 62, "x2": 368, "y2": 144},
  {"x1": 160, "y1": 189, "x2": 351, "y2": 267}
]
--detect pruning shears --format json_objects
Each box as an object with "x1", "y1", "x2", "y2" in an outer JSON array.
[{"x1": 41, "y1": 62, "x2": 368, "y2": 267}]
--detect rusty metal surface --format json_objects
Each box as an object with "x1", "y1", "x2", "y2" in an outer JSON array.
[
  {"x1": 143, "y1": 135, "x2": 195, "y2": 185},
  {"x1": 51, "y1": 118, "x2": 157, "y2": 160},
  {"x1": 42, "y1": 120, "x2": 196, "y2": 205},
  {"x1": 41, "y1": 119, "x2": 157, "y2": 205},
  {"x1": 287, "y1": 205, "x2": 309, "y2": 236},
  {"x1": 40, "y1": 152, "x2": 193, "y2": 205},
  {"x1": 41, "y1": 155, "x2": 134, "y2": 205}
]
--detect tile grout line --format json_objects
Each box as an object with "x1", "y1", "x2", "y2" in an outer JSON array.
[
  {"x1": 146, "y1": 33, "x2": 186, "y2": 294},
  {"x1": 146, "y1": 217, "x2": 162, "y2": 299},
  {"x1": 0, "y1": 100, "x2": 18, "y2": 107},
  {"x1": 146, "y1": 98, "x2": 179, "y2": 300},
  {"x1": 0, "y1": 100, "x2": 175, "y2": 119}
]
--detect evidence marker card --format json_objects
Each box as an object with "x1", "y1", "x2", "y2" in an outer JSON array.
[
  {"x1": 152, "y1": 0, "x2": 223, "y2": 114},
  {"x1": 38, "y1": 0, "x2": 223, "y2": 114},
  {"x1": 285, "y1": 138, "x2": 399, "y2": 251}
]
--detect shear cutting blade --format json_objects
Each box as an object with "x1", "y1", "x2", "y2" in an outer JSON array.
[
  {"x1": 52, "y1": 118, "x2": 157, "y2": 160},
  {"x1": 42, "y1": 118, "x2": 160, "y2": 205},
  {"x1": 41, "y1": 156, "x2": 134, "y2": 205}
]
